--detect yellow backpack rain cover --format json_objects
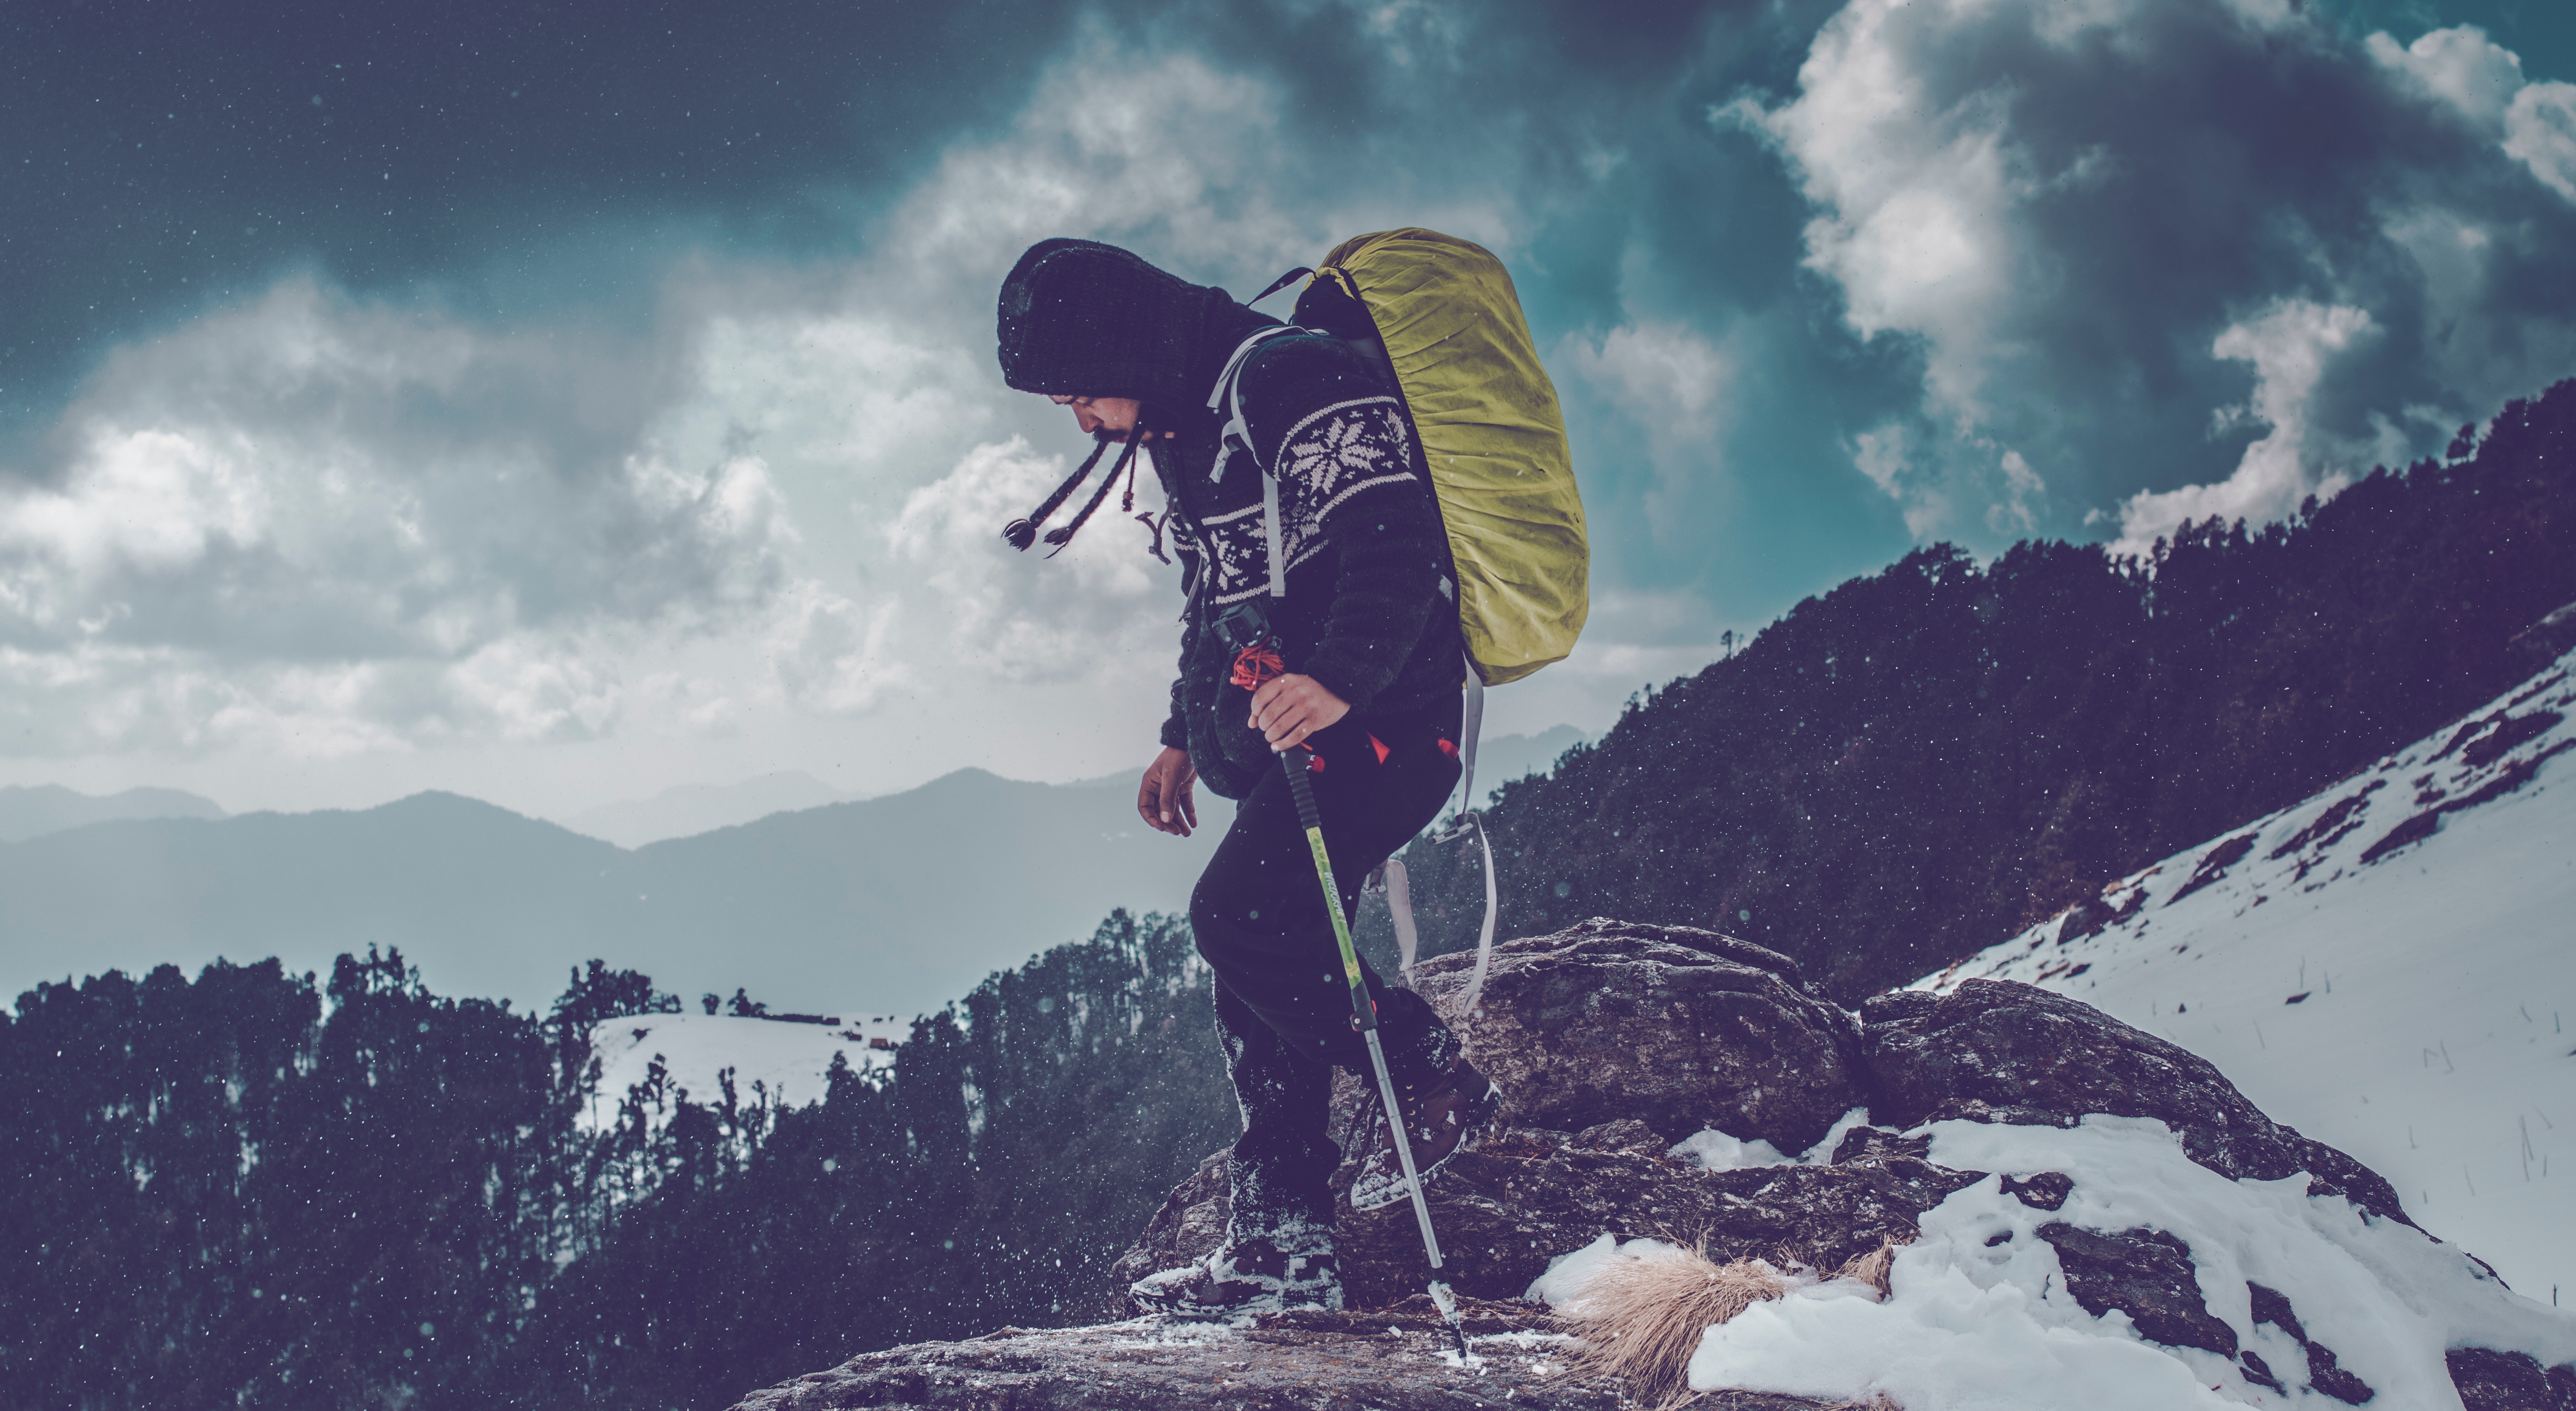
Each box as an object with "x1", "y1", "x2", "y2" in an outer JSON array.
[{"x1": 1303, "y1": 229, "x2": 1588, "y2": 687}]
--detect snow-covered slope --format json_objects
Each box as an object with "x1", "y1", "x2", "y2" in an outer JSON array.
[
  {"x1": 578, "y1": 1010, "x2": 905, "y2": 1134},
  {"x1": 1918, "y1": 652, "x2": 2576, "y2": 1301}
]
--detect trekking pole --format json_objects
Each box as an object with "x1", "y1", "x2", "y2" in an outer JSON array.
[{"x1": 1277, "y1": 743, "x2": 1474, "y2": 1359}]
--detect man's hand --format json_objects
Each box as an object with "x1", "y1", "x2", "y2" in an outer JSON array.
[
  {"x1": 1139, "y1": 746, "x2": 1199, "y2": 836},
  {"x1": 1249, "y1": 673, "x2": 1350, "y2": 751}
]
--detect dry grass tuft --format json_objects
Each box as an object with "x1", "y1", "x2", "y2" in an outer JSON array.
[
  {"x1": 1833, "y1": 1235, "x2": 1910, "y2": 1298},
  {"x1": 1557, "y1": 1240, "x2": 1791, "y2": 1408}
]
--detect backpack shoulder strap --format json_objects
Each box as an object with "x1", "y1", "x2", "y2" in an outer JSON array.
[{"x1": 1205, "y1": 325, "x2": 1308, "y2": 597}]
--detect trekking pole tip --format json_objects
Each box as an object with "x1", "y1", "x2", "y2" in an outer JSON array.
[{"x1": 1428, "y1": 1279, "x2": 1474, "y2": 1361}]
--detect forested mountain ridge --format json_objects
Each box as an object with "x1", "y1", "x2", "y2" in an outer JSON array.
[
  {"x1": 1389, "y1": 379, "x2": 2576, "y2": 1000},
  {"x1": 0, "y1": 913, "x2": 1231, "y2": 1410}
]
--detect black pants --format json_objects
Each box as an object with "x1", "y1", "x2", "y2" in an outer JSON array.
[{"x1": 1190, "y1": 701, "x2": 1462, "y2": 1239}]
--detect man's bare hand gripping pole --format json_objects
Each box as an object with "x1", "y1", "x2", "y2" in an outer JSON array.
[{"x1": 1140, "y1": 670, "x2": 1346, "y2": 839}]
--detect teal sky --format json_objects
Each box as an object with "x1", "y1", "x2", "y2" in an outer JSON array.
[{"x1": 1, "y1": 0, "x2": 2571, "y2": 820}]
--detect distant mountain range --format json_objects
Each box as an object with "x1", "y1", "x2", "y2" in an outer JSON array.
[
  {"x1": 559, "y1": 771, "x2": 853, "y2": 849},
  {"x1": 0, "y1": 770, "x2": 1229, "y2": 1019},
  {"x1": 549, "y1": 728, "x2": 1588, "y2": 849},
  {"x1": 0, "y1": 723, "x2": 1589, "y2": 1018},
  {"x1": 0, "y1": 784, "x2": 226, "y2": 842}
]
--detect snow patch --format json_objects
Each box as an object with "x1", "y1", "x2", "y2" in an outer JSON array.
[
  {"x1": 580, "y1": 1009, "x2": 904, "y2": 1134},
  {"x1": 1671, "y1": 1105, "x2": 1871, "y2": 1171},
  {"x1": 1687, "y1": 1115, "x2": 2576, "y2": 1408},
  {"x1": 1526, "y1": 1233, "x2": 1625, "y2": 1308}
]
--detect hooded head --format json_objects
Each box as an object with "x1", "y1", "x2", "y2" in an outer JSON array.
[{"x1": 995, "y1": 238, "x2": 1276, "y2": 420}]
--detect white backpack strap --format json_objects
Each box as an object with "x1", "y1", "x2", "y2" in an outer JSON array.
[
  {"x1": 1419, "y1": 654, "x2": 1497, "y2": 1019},
  {"x1": 1434, "y1": 657, "x2": 1486, "y2": 836},
  {"x1": 1207, "y1": 326, "x2": 1304, "y2": 486},
  {"x1": 1208, "y1": 325, "x2": 1304, "y2": 597},
  {"x1": 1455, "y1": 669, "x2": 1484, "y2": 821},
  {"x1": 1454, "y1": 660, "x2": 1497, "y2": 1017},
  {"x1": 1261, "y1": 466, "x2": 1285, "y2": 599},
  {"x1": 1383, "y1": 857, "x2": 1418, "y2": 984},
  {"x1": 1457, "y1": 812, "x2": 1498, "y2": 1018}
]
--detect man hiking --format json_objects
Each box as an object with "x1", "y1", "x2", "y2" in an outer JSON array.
[{"x1": 994, "y1": 238, "x2": 1501, "y2": 1316}]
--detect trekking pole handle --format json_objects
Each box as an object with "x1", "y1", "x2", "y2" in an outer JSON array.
[{"x1": 1280, "y1": 746, "x2": 1324, "y2": 830}]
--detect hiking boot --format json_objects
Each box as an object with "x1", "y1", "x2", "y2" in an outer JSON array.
[
  {"x1": 1128, "y1": 1236, "x2": 1344, "y2": 1319},
  {"x1": 1348, "y1": 1056, "x2": 1502, "y2": 1212}
]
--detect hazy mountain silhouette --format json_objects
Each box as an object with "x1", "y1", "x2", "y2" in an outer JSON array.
[
  {"x1": 0, "y1": 770, "x2": 1233, "y2": 1018},
  {"x1": 560, "y1": 771, "x2": 851, "y2": 848},
  {"x1": 0, "y1": 784, "x2": 227, "y2": 843}
]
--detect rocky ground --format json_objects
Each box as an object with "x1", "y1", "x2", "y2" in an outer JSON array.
[
  {"x1": 726, "y1": 1294, "x2": 1851, "y2": 1411},
  {"x1": 728, "y1": 919, "x2": 2575, "y2": 1411}
]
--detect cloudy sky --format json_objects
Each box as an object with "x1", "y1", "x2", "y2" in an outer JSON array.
[{"x1": 5, "y1": 0, "x2": 2572, "y2": 822}]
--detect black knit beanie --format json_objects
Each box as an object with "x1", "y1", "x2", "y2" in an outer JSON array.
[{"x1": 995, "y1": 238, "x2": 1275, "y2": 415}]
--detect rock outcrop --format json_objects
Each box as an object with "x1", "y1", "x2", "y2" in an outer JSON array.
[
  {"x1": 725, "y1": 1296, "x2": 1852, "y2": 1411},
  {"x1": 1408, "y1": 920, "x2": 1869, "y2": 1152},
  {"x1": 1113, "y1": 1116, "x2": 1979, "y2": 1312},
  {"x1": 1116, "y1": 921, "x2": 1915, "y2": 1310},
  {"x1": 2448, "y1": 1346, "x2": 2576, "y2": 1411},
  {"x1": 731, "y1": 918, "x2": 2568, "y2": 1411},
  {"x1": 1861, "y1": 980, "x2": 2412, "y2": 1224}
]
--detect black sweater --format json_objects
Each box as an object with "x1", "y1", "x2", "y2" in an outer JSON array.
[{"x1": 1155, "y1": 333, "x2": 1463, "y2": 799}]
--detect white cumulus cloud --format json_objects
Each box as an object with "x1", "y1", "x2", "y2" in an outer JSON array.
[
  {"x1": 1736, "y1": 0, "x2": 2576, "y2": 557},
  {"x1": 2112, "y1": 300, "x2": 2375, "y2": 557},
  {"x1": 0, "y1": 280, "x2": 798, "y2": 755},
  {"x1": 2506, "y1": 82, "x2": 2576, "y2": 201}
]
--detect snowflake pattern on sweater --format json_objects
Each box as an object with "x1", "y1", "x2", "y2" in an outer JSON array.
[{"x1": 1174, "y1": 395, "x2": 1419, "y2": 607}]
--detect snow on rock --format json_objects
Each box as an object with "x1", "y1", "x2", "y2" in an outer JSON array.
[
  {"x1": 1684, "y1": 1116, "x2": 2576, "y2": 1409},
  {"x1": 579, "y1": 1010, "x2": 903, "y2": 1133},
  {"x1": 1919, "y1": 650, "x2": 2576, "y2": 1299},
  {"x1": 1671, "y1": 1106, "x2": 1871, "y2": 1172}
]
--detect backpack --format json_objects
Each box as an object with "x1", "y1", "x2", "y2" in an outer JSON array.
[{"x1": 1218, "y1": 229, "x2": 1590, "y2": 1013}]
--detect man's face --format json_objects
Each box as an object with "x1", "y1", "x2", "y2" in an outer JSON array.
[{"x1": 1049, "y1": 394, "x2": 1142, "y2": 439}]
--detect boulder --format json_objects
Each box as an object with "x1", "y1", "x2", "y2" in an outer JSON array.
[
  {"x1": 1114, "y1": 920, "x2": 1905, "y2": 1308},
  {"x1": 1861, "y1": 980, "x2": 2412, "y2": 1225},
  {"x1": 1113, "y1": 1121, "x2": 1985, "y2": 1310},
  {"x1": 1409, "y1": 918, "x2": 1868, "y2": 1151}
]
